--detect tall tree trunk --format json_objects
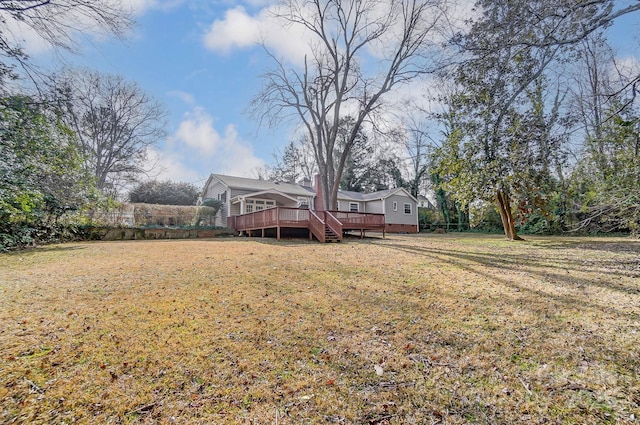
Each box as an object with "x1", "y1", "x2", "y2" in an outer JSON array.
[{"x1": 496, "y1": 190, "x2": 524, "y2": 241}]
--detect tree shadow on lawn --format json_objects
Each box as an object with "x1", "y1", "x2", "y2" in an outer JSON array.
[
  {"x1": 384, "y1": 239, "x2": 640, "y2": 286},
  {"x1": 379, "y1": 242, "x2": 640, "y2": 321},
  {"x1": 1, "y1": 244, "x2": 86, "y2": 258},
  {"x1": 525, "y1": 237, "x2": 640, "y2": 254}
]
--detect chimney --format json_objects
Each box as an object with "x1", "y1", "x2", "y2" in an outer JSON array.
[
  {"x1": 314, "y1": 174, "x2": 325, "y2": 211},
  {"x1": 298, "y1": 177, "x2": 312, "y2": 187}
]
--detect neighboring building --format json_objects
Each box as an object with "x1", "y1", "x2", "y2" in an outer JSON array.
[
  {"x1": 201, "y1": 173, "x2": 419, "y2": 234},
  {"x1": 417, "y1": 194, "x2": 436, "y2": 209}
]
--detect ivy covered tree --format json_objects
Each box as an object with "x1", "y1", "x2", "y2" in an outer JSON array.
[
  {"x1": 128, "y1": 180, "x2": 200, "y2": 206},
  {"x1": 337, "y1": 117, "x2": 375, "y2": 192},
  {"x1": 0, "y1": 95, "x2": 91, "y2": 249},
  {"x1": 196, "y1": 198, "x2": 224, "y2": 226}
]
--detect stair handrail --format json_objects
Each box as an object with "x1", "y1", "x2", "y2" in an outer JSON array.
[
  {"x1": 324, "y1": 211, "x2": 343, "y2": 242},
  {"x1": 309, "y1": 210, "x2": 326, "y2": 243}
]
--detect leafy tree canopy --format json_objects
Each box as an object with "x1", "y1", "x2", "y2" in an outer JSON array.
[
  {"x1": 0, "y1": 95, "x2": 92, "y2": 249},
  {"x1": 128, "y1": 180, "x2": 200, "y2": 206}
]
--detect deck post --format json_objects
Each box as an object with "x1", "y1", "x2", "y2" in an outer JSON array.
[
  {"x1": 277, "y1": 226, "x2": 281, "y2": 240},
  {"x1": 261, "y1": 228, "x2": 265, "y2": 238}
]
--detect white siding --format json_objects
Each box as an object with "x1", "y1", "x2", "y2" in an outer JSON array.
[
  {"x1": 203, "y1": 180, "x2": 226, "y2": 200},
  {"x1": 384, "y1": 194, "x2": 417, "y2": 225},
  {"x1": 364, "y1": 200, "x2": 384, "y2": 214},
  {"x1": 336, "y1": 200, "x2": 363, "y2": 212},
  {"x1": 202, "y1": 179, "x2": 229, "y2": 226}
]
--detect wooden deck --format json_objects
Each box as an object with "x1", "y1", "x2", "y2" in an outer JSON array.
[{"x1": 228, "y1": 207, "x2": 385, "y2": 242}]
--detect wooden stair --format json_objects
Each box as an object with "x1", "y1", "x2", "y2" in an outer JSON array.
[{"x1": 324, "y1": 225, "x2": 341, "y2": 243}]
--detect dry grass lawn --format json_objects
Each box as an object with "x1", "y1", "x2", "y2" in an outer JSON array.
[{"x1": 0, "y1": 233, "x2": 639, "y2": 424}]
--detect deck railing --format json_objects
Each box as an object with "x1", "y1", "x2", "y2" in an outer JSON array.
[
  {"x1": 329, "y1": 211, "x2": 385, "y2": 229},
  {"x1": 229, "y1": 207, "x2": 309, "y2": 231},
  {"x1": 324, "y1": 211, "x2": 343, "y2": 239},
  {"x1": 309, "y1": 210, "x2": 326, "y2": 243},
  {"x1": 229, "y1": 207, "x2": 385, "y2": 240}
]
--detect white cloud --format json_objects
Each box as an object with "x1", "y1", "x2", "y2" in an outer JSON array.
[
  {"x1": 172, "y1": 107, "x2": 223, "y2": 157},
  {"x1": 145, "y1": 147, "x2": 201, "y2": 182},
  {"x1": 203, "y1": 1, "x2": 475, "y2": 65},
  {"x1": 168, "y1": 106, "x2": 266, "y2": 178},
  {"x1": 203, "y1": 6, "x2": 261, "y2": 53},
  {"x1": 2, "y1": 18, "x2": 52, "y2": 55},
  {"x1": 202, "y1": 4, "x2": 310, "y2": 64}
]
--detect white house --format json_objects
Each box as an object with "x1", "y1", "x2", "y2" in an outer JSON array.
[{"x1": 201, "y1": 174, "x2": 418, "y2": 234}]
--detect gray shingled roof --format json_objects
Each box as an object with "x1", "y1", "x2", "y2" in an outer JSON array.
[
  {"x1": 212, "y1": 174, "x2": 315, "y2": 197},
  {"x1": 338, "y1": 188, "x2": 409, "y2": 201}
]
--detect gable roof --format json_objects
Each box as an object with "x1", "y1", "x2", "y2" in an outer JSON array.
[
  {"x1": 230, "y1": 189, "x2": 300, "y2": 205},
  {"x1": 338, "y1": 187, "x2": 417, "y2": 203},
  {"x1": 206, "y1": 174, "x2": 418, "y2": 203},
  {"x1": 208, "y1": 174, "x2": 315, "y2": 197},
  {"x1": 417, "y1": 195, "x2": 436, "y2": 208}
]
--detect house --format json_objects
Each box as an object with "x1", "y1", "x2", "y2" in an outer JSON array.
[
  {"x1": 201, "y1": 173, "x2": 418, "y2": 241},
  {"x1": 202, "y1": 174, "x2": 316, "y2": 227},
  {"x1": 417, "y1": 194, "x2": 436, "y2": 209},
  {"x1": 336, "y1": 188, "x2": 419, "y2": 233}
]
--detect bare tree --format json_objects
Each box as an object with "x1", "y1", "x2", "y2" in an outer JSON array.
[
  {"x1": 401, "y1": 115, "x2": 433, "y2": 197},
  {"x1": 58, "y1": 69, "x2": 167, "y2": 196},
  {"x1": 0, "y1": 1, "x2": 131, "y2": 85},
  {"x1": 269, "y1": 136, "x2": 316, "y2": 183},
  {"x1": 252, "y1": 0, "x2": 447, "y2": 209},
  {"x1": 568, "y1": 35, "x2": 634, "y2": 143}
]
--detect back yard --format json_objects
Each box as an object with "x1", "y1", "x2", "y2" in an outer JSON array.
[{"x1": 0, "y1": 234, "x2": 638, "y2": 424}]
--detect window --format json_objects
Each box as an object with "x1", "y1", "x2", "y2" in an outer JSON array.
[
  {"x1": 349, "y1": 202, "x2": 359, "y2": 212},
  {"x1": 404, "y1": 203, "x2": 412, "y2": 215},
  {"x1": 245, "y1": 198, "x2": 275, "y2": 213},
  {"x1": 393, "y1": 201, "x2": 398, "y2": 212}
]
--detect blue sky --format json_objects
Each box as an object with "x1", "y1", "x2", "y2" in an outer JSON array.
[{"x1": 25, "y1": 0, "x2": 640, "y2": 189}]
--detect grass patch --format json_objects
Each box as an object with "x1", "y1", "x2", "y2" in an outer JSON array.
[{"x1": 0, "y1": 234, "x2": 639, "y2": 424}]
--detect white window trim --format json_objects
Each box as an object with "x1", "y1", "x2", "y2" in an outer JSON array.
[
  {"x1": 349, "y1": 202, "x2": 359, "y2": 212},
  {"x1": 393, "y1": 201, "x2": 398, "y2": 212},
  {"x1": 404, "y1": 203, "x2": 412, "y2": 215}
]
